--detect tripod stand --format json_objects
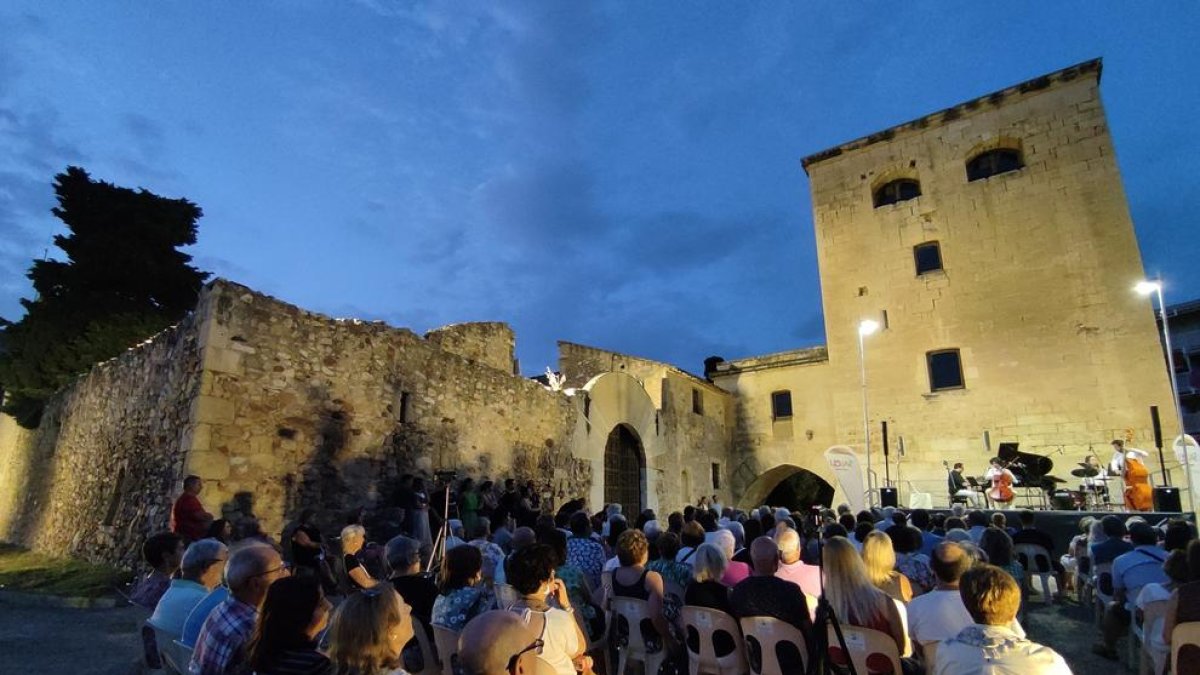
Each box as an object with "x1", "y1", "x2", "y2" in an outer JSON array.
[
  {"x1": 425, "y1": 477, "x2": 457, "y2": 574},
  {"x1": 807, "y1": 527, "x2": 858, "y2": 675}
]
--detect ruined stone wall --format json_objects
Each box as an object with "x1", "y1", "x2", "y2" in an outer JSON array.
[
  {"x1": 0, "y1": 315, "x2": 204, "y2": 568},
  {"x1": 187, "y1": 281, "x2": 590, "y2": 540},
  {"x1": 424, "y1": 322, "x2": 516, "y2": 375},
  {"x1": 658, "y1": 373, "x2": 734, "y2": 509}
]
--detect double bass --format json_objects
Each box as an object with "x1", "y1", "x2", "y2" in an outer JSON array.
[{"x1": 1123, "y1": 453, "x2": 1153, "y2": 511}]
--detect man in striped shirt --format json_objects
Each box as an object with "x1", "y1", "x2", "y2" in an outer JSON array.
[{"x1": 191, "y1": 543, "x2": 288, "y2": 675}]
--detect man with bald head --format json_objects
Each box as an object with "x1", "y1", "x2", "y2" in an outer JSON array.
[
  {"x1": 458, "y1": 610, "x2": 551, "y2": 675},
  {"x1": 190, "y1": 543, "x2": 288, "y2": 675},
  {"x1": 732, "y1": 537, "x2": 812, "y2": 631},
  {"x1": 907, "y1": 541, "x2": 1024, "y2": 653},
  {"x1": 774, "y1": 527, "x2": 821, "y2": 599}
]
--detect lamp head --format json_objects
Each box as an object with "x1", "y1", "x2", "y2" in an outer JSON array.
[
  {"x1": 858, "y1": 319, "x2": 880, "y2": 337},
  {"x1": 1134, "y1": 280, "x2": 1161, "y2": 296}
]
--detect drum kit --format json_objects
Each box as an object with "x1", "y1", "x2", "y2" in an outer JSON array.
[{"x1": 1054, "y1": 462, "x2": 1114, "y2": 511}]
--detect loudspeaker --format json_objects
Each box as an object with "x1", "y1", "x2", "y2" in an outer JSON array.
[
  {"x1": 983, "y1": 430, "x2": 992, "y2": 455},
  {"x1": 1154, "y1": 486, "x2": 1181, "y2": 512},
  {"x1": 1152, "y1": 405, "x2": 1164, "y2": 449},
  {"x1": 882, "y1": 421, "x2": 890, "y2": 457},
  {"x1": 880, "y1": 487, "x2": 898, "y2": 508}
]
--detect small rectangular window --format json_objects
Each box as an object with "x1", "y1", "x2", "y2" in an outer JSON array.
[
  {"x1": 692, "y1": 389, "x2": 704, "y2": 415},
  {"x1": 711, "y1": 463, "x2": 721, "y2": 490},
  {"x1": 771, "y1": 391, "x2": 793, "y2": 420},
  {"x1": 927, "y1": 349, "x2": 965, "y2": 391},
  {"x1": 1172, "y1": 350, "x2": 1189, "y2": 373},
  {"x1": 399, "y1": 392, "x2": 413, "y2": 423},
  {"x1": 914, "y1": 242, "x2": 943, "y2": 275}
]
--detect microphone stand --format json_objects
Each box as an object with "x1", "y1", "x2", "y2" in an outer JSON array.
[{"x1": 807, "y1": 517, "x2": 858, "y2": 675}]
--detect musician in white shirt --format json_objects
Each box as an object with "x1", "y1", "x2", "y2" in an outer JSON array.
[{"x1": 983, "y1": 458, "x2": 1016, "y2": 485}]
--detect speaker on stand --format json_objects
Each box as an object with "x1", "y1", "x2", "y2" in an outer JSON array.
[{"x1": 1154, "y1": 486, "x2": 1182, "y2": 513}]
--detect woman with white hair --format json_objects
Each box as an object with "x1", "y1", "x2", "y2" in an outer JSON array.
[
  {"x1": 683, "y1": 543, "x2": 733, "y2": 614},
  {"x1": 710, "y1": 529, "x2": 751, "y2": 587},
  {"x1": 341, "y1": 524, "x2": 379, "y2": 590}
]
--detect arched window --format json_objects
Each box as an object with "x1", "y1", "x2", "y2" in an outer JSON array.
[
  {"x1": 966, "y1": 148, "x2": 1024, "y2": 181},
  {"x1": 873, "y1": 179, "x2": 921, "y2": 208}
]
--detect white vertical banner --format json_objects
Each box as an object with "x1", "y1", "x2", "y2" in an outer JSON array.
[
  {"x1": 825, "y1": 445, "x2": 866, "y2": 514},
  {"x1": 1173, "y1": 435, "x2": 1199, "y2": 511}
]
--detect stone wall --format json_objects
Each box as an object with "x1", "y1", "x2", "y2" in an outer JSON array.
[
  {"x1": 187, "y1": 281, "x2": 591, "y2": 541},
  {"x1": 0, "y1": 314, "x2": 204, "y2": 568},
  {"x1": 424, "y1": 322, "x2": 516, "y2": 375}
]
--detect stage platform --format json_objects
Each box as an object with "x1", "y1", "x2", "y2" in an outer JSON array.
[{"x1": 925, "y1": 509, "x2": 1195, "y2": 555}]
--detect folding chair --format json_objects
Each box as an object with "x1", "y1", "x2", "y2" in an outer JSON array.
[
  {"x1": 409, "y1": 617, "x2": 441, "y2": 675},
  {"x1": 739, "y1": 616, "x2": 808, "y2": 675},
  {"x1": 680, "y1": 606, "x2": 748, "y2": 675},
  {"x1": 432, "y1": 624, "x2": 460, "y2": 675},
  {"x1": 611, "y1": 596, "x2": 668, "y2": 675},
  {"x1": 1094, "y1": 562, "x2": 1114, "y2": 628},
  {"x1": 1014, "y1": 543, "x2": 1057, "y2": 604},
  {"x1": 919, "y1": 641, "x2": 939, "y2": 674},
  {"x1": 1171, "y1": 621, "x2": 1200, "y2": 675},
  {"x1": 148, "y1": 623, "x2": 188, "y2": 674},
  {"x1": 1133, "y1": 600, "x2": 1170, "y2": 675},
  {"x1": 828, "y1": 625, "x2": 902, "y2": 675}
]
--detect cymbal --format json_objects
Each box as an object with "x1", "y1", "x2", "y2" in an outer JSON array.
[{"x1": 1072, "y1": 466, "x2": 1100, "y2": 477}]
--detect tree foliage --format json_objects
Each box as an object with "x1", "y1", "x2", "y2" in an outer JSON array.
[{"x1": 0, "y1": 167, "x2": 210, "y2": 427}]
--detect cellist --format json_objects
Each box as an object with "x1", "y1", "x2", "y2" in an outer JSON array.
[{"x1": 985, "y1": 457, "x2": 1016, "y2": 506}]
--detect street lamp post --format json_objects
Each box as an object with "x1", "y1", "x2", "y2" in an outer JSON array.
[
  {"x1": 858, "y1": 319, "x2": 880, "y2": 507},
  {"x1": 1135, "y1": 279, "x2": 1194, "y2": 514}
]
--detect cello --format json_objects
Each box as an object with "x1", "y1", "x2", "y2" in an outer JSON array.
[{"x1": 986, "y1": 458, "x2": 1015, "y2": 504}]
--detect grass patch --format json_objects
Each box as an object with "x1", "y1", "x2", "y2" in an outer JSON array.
[{"x1": 0, "y1": 542, "x2": 132, "y2": 598}]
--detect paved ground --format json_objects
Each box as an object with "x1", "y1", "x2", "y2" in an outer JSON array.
[
  {"x1": 1023, "y1": 592, "x2": 1137, "y2": 674},
  {"x1": 0, "y1": 598, "x2": 146, "y2": 675}
]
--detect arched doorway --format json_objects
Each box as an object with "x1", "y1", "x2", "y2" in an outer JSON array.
[
  {"x1": 604, "y1": 424, "x2": 645, "y2": 516},
  {"x1": 738, "y1": 464, "x2": 835, "y2": 513}
]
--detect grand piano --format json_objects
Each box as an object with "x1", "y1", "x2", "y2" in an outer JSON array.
[{"x1": 992, "y1": 442, "x2": 1066, "y2": 509}]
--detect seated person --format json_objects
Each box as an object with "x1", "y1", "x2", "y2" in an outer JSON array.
[
  {"x1": 149, "y1": 538, "x2": 228, "y2": 635},
  {"x1": 131, "y1": 532, "x2": 185, "y2": 610},
  {"x1": 458, "y1": 610, "x2": 547, "y2": 675},
  {"x1": 432, "y1": 544, "x2": 494, "y2": 631},
  {"x1": 191, "y1": 543, "x2": 289, "y2": 675},
  {"x1": 908, "y1": 542, "x2": 1024, "y2": 657},
  {"x1": 821, "y1": 536, "x2": 906, "y2": 668},
  {"x1": 505, "y1": 543, "x2": 590, "y2": 675},
  {"x1": 1011, "y1": 510, "x2": 1067, "y2": 587},
  {"x1": 731, "y1": 537, "x2": 813, "y2": 672},
  {"x1": 611, "y1": 529, "x2": 679, "y2": 656},
  {"x1": 247, "y1": 575, "x2": 333, "y2": 675},
  {"x1": 1095, "y1": 522, "x2": 1168, "y2": 660},
  {"x1": 935, "y1": 565, "x2": 1070, "y2": 674},
  {"x1": 775, "y1": 528, "x2": 821, "y2": 601}
]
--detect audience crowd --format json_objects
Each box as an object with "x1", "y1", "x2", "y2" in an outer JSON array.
[{"x1": 126, "y1": 474, "x2": 1200, "y2": 674}]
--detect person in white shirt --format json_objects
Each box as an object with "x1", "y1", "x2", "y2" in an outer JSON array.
[
  {"x1": 909, "y1": 542, "x2": 1024, "y2": 660},
  {"x1": 935, "y1": 564, "x2": 1070, "y2": 675}
]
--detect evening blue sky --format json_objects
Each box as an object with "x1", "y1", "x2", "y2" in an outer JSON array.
[{"x1": 1, "y1": 3, "x2": 1197, "y2": 375}]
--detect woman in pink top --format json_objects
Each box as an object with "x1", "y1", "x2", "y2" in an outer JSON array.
[{"x1": 712, "y1": 529, "x2": 751, "y2": 586}]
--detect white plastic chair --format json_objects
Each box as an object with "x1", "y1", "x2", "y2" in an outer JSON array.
[
  {"x1": 828, "y1": 624, "x2": 902, "y2": 675},
  {"x1": 920, "y1": 641, "x2": 938, "y2": 674},
  {"x1": 409, "y1": 617, "x2": 441, "y2": 675},
  {"x1": 1093, "y1": 562, "x2": 1114, "y2": 627},
  {"x1": 1171, "y1": 621, "x2": 1200, "y2": 675},
  {"x1": 1134, "y1": 599, "x2": 1170, "y2": 675},
  {"x1": 611, "y1": 596, "x2": 668, "y2": 675},
  {"x1": 739, "y1": 615, "x2": 808, "y2": 675},
  {"x1": 680, "y1": 606, "x2": 748, "y2": 675},
  {"x1": 432, "y1": 624, "x2": 460, "y2": 675},
  {"x1": 1014, "y1": 543, "x2": 1056, "y2": 604},
  {"x1": 494, "y1": 583, "x2": 521, "y2": 610}
]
